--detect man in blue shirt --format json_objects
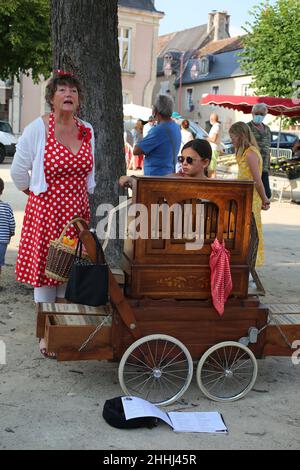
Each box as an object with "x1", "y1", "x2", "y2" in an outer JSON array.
[{"x1": 133, "y1": 95, "x2": 181, "y2": 176}]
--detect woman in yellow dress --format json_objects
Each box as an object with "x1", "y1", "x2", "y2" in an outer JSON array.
[{"x1": 229, "y1": 122, "x2": 270, "y2": 266}]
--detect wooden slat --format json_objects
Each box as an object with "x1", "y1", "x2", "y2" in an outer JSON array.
[
  {"x1": 51, "y1": 314, "x2": 112, "y2": 326},
  {"x1": 266, "y1": 304, "x2": 300, "y2": 314},
  {"x1": 38, "y1": 302, "x2": 110, "y2": 315},
  {"x1": 269, "y1": 314, "x2": 300, "y2": 325}
]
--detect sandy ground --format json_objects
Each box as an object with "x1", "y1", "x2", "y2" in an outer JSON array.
[{"x1": 0, "y1": 160, "x2": 300, "y2": 450}]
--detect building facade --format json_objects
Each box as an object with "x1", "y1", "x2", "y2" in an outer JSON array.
[{"x1": 9, "y1": 0, "x2": 163, "y2": 134}]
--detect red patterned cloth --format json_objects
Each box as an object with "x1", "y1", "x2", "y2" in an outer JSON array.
[{"x1": 210, "y1": 238, "x2": 232, "y2": 316}]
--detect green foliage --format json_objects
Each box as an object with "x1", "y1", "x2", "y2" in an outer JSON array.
[
  {"x1": 240, "y1": 0, "x2": 300, "y2": 99},
  {"x1": 0, "y1": 0, "x2": 52, "y2": 82}
]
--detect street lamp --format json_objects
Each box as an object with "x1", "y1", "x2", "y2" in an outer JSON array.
[
  {"x1": 163, "y1": 51, "x2": 200, "y2": 116},
  {"x1": 190, "y1": 60, "x2": 200, "y2": 80}
]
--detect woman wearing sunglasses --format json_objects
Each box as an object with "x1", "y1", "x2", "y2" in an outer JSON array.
[
  {"x1": 176, "y1": 139, "x2": 212, "y2": 178},
  {"x1": 119, "y1": 138, "x2": 212, "y2": 188}
]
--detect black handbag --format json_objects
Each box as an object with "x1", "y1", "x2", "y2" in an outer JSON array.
[{"x1": 65, "y1": 232, "x2": 109, "y2": 306}]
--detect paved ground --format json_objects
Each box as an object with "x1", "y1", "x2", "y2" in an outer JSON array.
[{"x1": 0, "y1": 162, "x2": 299, "y2": 450}]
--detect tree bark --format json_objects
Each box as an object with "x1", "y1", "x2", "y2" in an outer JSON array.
[{"x1": 51, "y1": 0, "x2": 125, "y2": 266}]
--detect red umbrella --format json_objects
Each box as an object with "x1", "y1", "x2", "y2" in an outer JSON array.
[{"x1": 201, "y1": 94, "x2": 300, "y2": 118}]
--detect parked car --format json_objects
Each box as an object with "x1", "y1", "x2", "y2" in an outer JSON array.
[
  {"x1": 270, "y1": 131, "x2": 298, "y2": 152},
  {"x1": 0, "y1": 121, "x2": 17, "y2": 163},
  {"x1": 181, "y1": 119, "x2": 234, "y2": 154}
]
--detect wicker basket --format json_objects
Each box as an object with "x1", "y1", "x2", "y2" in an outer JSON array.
[{"x1": 45, "y1": 217, "x2": 89, "y2": 282}]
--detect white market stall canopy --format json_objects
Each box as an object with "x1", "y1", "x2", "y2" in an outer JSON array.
[{"x1": 123, "y1": 103, "x2": 152, "y2": 121}]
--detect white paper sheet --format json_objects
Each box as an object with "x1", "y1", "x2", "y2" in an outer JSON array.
[
  {"x1": 168, "y1": 411, "x2": 228, "y2": 433},
  {"x1": 121, "y1": 396, "x2": 173, "y2": 427},
  {"x1": 121, "y1": 397, "x2": 228, "y2": 433}
]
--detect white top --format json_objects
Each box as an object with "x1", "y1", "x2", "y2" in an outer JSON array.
[
  {"x1": 143, "y1": 122, "x2": 154, "y2": 138},
  {"x1": 209, "y1": 122, "x2": 221, "y2": 151},
  {"x1": 10, "y1": 116, "x2": 96, "y2": 196},
  {"x1": 180, "y1": 128, "x2": 194, "y2": 152}
]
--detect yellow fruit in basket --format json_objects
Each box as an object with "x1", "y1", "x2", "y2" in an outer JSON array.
[{"x1": 62, "y1": 236, "x2": 77, "y2": 247}]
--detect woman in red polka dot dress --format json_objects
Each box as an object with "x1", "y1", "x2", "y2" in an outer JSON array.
[{"x1": 11, "y1": 71, "x2": 96, "y2": 356}]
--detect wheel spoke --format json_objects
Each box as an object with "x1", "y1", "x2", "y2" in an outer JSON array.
[
  {"x1": 146, "y1": 341, "x2": 156, "y2": 368},
  {"x1": 206, "y1": 354, "x2": 225, "y2": 371},
  {"x1": 128, "y1": 352, "x2": 153, "y2": 370},
  {"x1": 160, "y1": 354, "x2": 187, "y2": 371},
  {"x1": 158, "y1": 342, "x2": 177, "y2": 367}
]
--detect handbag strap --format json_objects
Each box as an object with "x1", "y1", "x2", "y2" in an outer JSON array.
[
  {"x1": 58, "y1": 217, "x2": 89, "y2": 243},
  {"x1": 75, "y1": 231, "x2": 105, "y2": 264}
]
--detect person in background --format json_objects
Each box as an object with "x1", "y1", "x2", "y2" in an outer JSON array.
[
  {"x1": 119, "y1": 139, "x2": 212, "y2": 187},
  {"x1": 133, "y1": 95, "x2": 181, "y2": 176},
  {"x1": 206, "y1": 112, "x2": 222, "y2": 178},
  {"x1": 0, "y1": 178, "x2": 15, "y2": 290},
  {"x1": 176, "y1": 119, "x2": 194, "y2": 172},
  {"x1": 180, "y1": 120, "x2": 194, "y2": 150},
  {"x1": 130, "y1": 119, "x2": 144, "y2": 170},
  {"x1": 229, "y1": 122, "x2": 270, "y2": 267},
  {"x1": 143, "y1": 115, "x2": 156, "y2": 137},
  {"x1": 171, "y1": 111, "x2": 182, "y2": 126},
  {"x1": 11, "y1": 70, "x2": 96, "y2": 357},
  {"x1": 124, "y1": 128, "x2": 133, "y2": 147},
  {"x1": 292, "y1": 138, "x2": 300, "y2": 158},
  {"x1": 248, "y1": 103, "x2": 272, "y2": 199}
]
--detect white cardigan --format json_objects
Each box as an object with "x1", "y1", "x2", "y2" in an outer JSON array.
[{"x1": 11, "y1": 116, "x2": 96, "y2": 195}]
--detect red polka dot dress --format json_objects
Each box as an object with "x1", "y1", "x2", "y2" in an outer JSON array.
[{"x1": 16, "y1": 113, "x2": 93, "y2": 287}]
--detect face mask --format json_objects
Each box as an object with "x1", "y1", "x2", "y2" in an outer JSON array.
[{"x1": 253, "y1": 115, "x2": 265, "y2": 124}]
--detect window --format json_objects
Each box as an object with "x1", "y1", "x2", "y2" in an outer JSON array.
[
  {"x1": 122, "y1": 92, "x2": 131, "y2": 104},
  {"x1": 118, "y1": 27, "x2": 131, "y2": 72},
  {"x1": 0, "y1": 79, "x2": 12, "y2": 121},
  {"x1": 200, "y1": 57, "x2": 209, "y2": 75},
  {"x1": 285, "y1": 134, "x2": 297, "y2": 143},
  {"x1": 185, "y1": 88, "x2": 194, "y2": 112},
  {"x1": 242, "y1": 84, "x2": 251, "y2": 96},
  {"x1": 159, "y1": 81, "x2": 170, "y2": 95},
  {"x1": 212, "y1": 86, "x2": 219, "y2": 95},
  {"x1": 0, "y1": 121, "x2": 13, "y2": 133}
]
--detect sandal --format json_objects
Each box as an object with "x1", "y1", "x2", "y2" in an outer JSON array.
[{"x1": 39, "y1": 339, "x2": 56, "y2": 359}]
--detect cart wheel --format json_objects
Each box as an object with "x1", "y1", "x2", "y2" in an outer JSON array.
[
  {"x1": 118, "y1": 334, "x2": 193, "y2": 406},
  {"x1": 196, "y1": 341, "x2": 257, "y2": 402}
]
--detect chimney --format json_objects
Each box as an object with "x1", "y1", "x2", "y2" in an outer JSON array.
[
  {"x1": 207, "y1": 11, "x2": 230, "y2": 41},
  {"x1": 207, "y1": 10, "x2": 217, "y2": 34}
]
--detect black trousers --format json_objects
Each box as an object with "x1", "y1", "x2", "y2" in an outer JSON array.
[{"x1": 262, "y1": 170, "x2": 272, "y2": 199}]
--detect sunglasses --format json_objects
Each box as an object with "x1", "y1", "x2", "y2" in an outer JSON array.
[{"x1": 178, "y1": 155, "x2": 197, "y2": 164}]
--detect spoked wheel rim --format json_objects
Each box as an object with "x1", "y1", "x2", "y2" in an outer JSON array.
[
  {"x1": 196, "y1": 341, "x2": 258, "y2": 402},
  {"x1": 118, "y1": 334, "x2": 193, "y2": 406}
]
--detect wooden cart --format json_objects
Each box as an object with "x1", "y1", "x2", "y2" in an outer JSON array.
[{"x1": 37, "y1": 177, "x2": 300, "y2": 405}]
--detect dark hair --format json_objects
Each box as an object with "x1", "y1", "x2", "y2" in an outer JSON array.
[
  {"x1": 182, "y1": 138, "x2": 212, "y2": 162},
  {"x1": 45, "y1": 72, "x2": 84, "y2": 109},
  {"x1": 0, "y1": 177, "x2": 4, "y2": 193},
  {"x1": 181, "y1": 119, "x2": 190, "y2": 129}
]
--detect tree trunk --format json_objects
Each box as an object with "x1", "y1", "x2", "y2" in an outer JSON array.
[{"x1": 51, "y1": 0, "x2": 125, "y2": 266}]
